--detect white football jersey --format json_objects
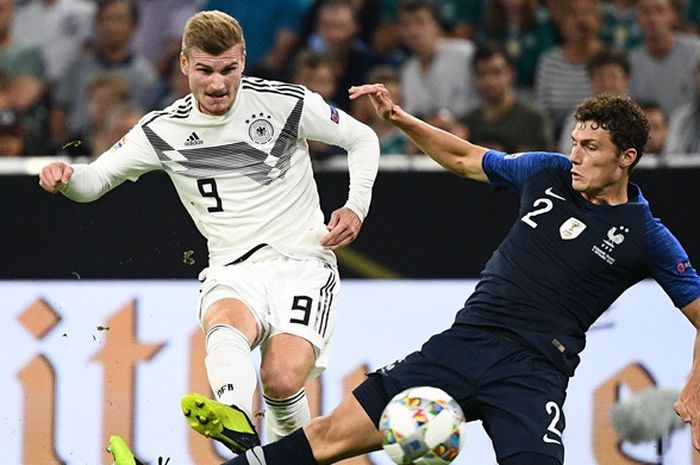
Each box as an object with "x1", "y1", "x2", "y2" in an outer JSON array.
[{"x1": 62, "y1": 77, "x2": 380, "y2": 267}]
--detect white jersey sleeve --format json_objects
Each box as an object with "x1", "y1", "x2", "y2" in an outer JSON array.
[
  {"x1": 60, "y1": 123, "x2": 161, "y2": 202},
  {"x1": 299, "y1": 89, "x2": 379, "y2": 221},
  {"x1": 58, "y1": 79, "x2": 379, "y2": 267}
]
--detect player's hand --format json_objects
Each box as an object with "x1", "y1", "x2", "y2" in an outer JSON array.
[
  {"x1": 39, "y1": 161, "x2": 74, "y2": 193},
  {"x1": 674, "y1": 383, "x2": 700, "y2": 450},
  {"x1": 321, "y1": 207, "x2": 362, "y2": 250},
  {"x1": 349, "y1": 83, "x2": 397, "y2": 121}
]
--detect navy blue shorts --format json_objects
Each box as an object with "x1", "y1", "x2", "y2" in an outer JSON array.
[{"x1": 353, "y1": 323, "x2": 569, "y2": 464}]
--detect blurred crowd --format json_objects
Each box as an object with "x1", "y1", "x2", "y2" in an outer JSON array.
[{"x1": 1, "y1": 0, "x2": 700, "y2": 161}]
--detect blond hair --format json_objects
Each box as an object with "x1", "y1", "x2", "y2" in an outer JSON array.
[{"x1": 182, "y1": 10, "x2": 245, "y2": 56}]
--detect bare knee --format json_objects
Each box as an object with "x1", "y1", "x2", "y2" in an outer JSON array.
[
  {"x1": 260, "y1": 334, "x2": 316, "y2": 398},
  {"x1": 202, "y1": 298, "x2": 258, "y2": 345},
  {"x1": 260, "y1": 362, "x2": 308, "y2": 398}
]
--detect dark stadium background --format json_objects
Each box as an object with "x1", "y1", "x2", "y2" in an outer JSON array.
[{"x1": 2, "y1": 167, "x2": 699, "y2": 280}]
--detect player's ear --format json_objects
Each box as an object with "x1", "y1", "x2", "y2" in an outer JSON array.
[
  {"x1": 619, "y1": 148, "x2": 637, "y2": 169},
  {"x1": 180, "y1": 52, "x2": 189, "y2": 76}
]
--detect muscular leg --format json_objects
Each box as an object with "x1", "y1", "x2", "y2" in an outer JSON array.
[
  {"x1": 181, "y1": 298, "x2": 262, "y2": 454},
  {"x1": 224, "y1": 393, "x2": 382, "y2": 465},
  {"x1": 260, "y1": 333, "x2": 316, "y2": 441},
  {"x1": 202, "y1": 298, "x2": 259, "y2": 416},
  {"x1": 305, "y1": 393, "x2": 383, "y2": 464}
]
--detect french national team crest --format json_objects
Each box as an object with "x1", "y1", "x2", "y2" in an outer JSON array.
[{"x1": 559, "y1": 217, "x2": 587, "y2": 240}]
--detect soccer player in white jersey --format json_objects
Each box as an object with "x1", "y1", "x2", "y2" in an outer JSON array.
[{"x1": 39, "y1": 10, "x2": 380, "y2": 454}]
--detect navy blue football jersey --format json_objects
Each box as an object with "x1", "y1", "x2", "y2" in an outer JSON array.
[{"x1": 456, "y1": 150, "x2": 700, "y2": 375}]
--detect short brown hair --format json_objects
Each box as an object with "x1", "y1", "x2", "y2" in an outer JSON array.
[
  {"x1": 574, "y1": 95, "x2": 650, "y2": 167},
  {"x1": 88, "y1": 73, "x2": 130, "y2": 101},
  {"x1": 367, "y1": 65, "x2": 400, "y2": 86},
  {"x1": 182, "y1": 10, "x2": 245, "y2": 56},
  {"x1": 586, "y1": 48, "x2": 630, "y2": 77},
  {"x1": 397, "y1": 0, "x2": 440, "y2": 22},
  {"x1": 293, "y1": 49, "x2": 333, "y2": 76}
]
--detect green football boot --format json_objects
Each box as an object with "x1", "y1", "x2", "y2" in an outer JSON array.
[
  {"x1": 181, "y1": 392, "x2": 260, "y2": 454},
  {"x1": 107, "y1": 435, "x2": 143, "y2": 465}
]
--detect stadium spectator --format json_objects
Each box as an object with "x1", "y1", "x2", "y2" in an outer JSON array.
[
  {"x1": 558, "y1": 48, "x2": 630, "y2": 154},
  {"x1": 628, "y1": 0, "x2": 700, "y2": 118},
  {"x1": 665, "y1": 59, "x2": 700, "y2": 156},
  {"x1": 61, "y1": 73, "x2": 131, "y2": 157},
  {"x1": 291, "y1": 50, "x2": 337, "y2": 103},
  {"x1": 108, "y1": 84, "x2": 700, "y2": 465},
  {"x1": 298, "y1": 0, "x2": 383, "y2": 57},
  {"x1": 534, "y1": 0, "x2": 602, "y2": 137},
  {"x1": 397, "y1": 0, "x2": 477, "y2": 120},
  {"x1": 0, "y1": 109, "x2": 25, "y2": 156},
  {"x1": 600, "y1": 0, "x2": 643, "y2": 51},
  {"x1": 155, "y1": 50, "x2": 192, "y2": 109},
  {"x1": 541, "y1": 0, "x2": 566, "y2": 36},
  {"x1": 464, "y1": 43, "x2": 555, "y2": 153},
  {"x1": 12, "y1": 0, "x2": 95, "y2": 87},
  {"x1": 425, "y1": 109, "x2": 469, "y2": 142},
  {"x1": 132, "y1": 0, "x2": 199, "y2": 76},
  {"x1": 291, "y1": 49, "x2": 344, "y2": 159},
  {"x1": 91, "y1": 102, "x2": 145, "y2": 157},
  {"x1": 200, "y1": 0, "x2": 310, "y2": 80},
  {"x1": 306, "y1": 0, "x2": 384, "y2": 112},
  {"x1": 367, "y1": 1, "x2": 408, "y2": 68},
  {"x1": 685, "y1": 0, "x2": 700, "y2": 33},
  {"x1": 477, "y1": 0, "x2": 558, "y2": 93},
  {"x1": 49, "y1": 0, "x2": 158, "y2": 151},
  {"x1": 640, "y1": 101, "x2": 670, "y2": 157},
  {"x1": 438, "y1": 0, "x2": 484, "y2": 41},
  {"x1": 0, "y1": 0, "x2": 49, "y2": 154},
  {"x1": 350, "y1": 65, "x2": 410, "y2": 155},
  {"x1": 381, "y1": 0, "x2": 484, "y2": 41},
  {"x1": 40, "y1": 9, "x2": 379, "y2": 453}
]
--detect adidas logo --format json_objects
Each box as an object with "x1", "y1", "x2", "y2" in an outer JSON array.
[{"x1": 184, "y1": 131, "x2": 204, "y2": 146}]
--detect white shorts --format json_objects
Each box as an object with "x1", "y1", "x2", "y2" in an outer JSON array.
[{"x1": 197, "y1": 255, "x2": 340, "y2": 378}]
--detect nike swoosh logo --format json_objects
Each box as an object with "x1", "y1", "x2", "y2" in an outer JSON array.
[
  {"x1": 545, "y1": 187, "x2": 566, "y2": 201},
  {"x1": 542, "y1": 434, "x2": 562, "y2": 445}
]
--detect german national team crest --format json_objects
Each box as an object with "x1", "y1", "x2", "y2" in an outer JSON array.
[
  {"x1": 559, "y1": 217, "x2": 587, "y2": 240},
  {"x1": 246, "y1": 112, "x2": 274, "y2": 144}
]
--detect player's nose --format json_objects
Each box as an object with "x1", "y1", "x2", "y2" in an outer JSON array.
[
  {"x1": 569, "y1": 146, "x2": 583, "y2": 164},
  {"x1": 209, "y1": 74, "x2": 228, "y2": 91}
]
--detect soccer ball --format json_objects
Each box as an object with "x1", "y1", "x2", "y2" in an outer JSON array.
[{"x1": 379, "y1": 386, "x2": 465, "y2": 465}]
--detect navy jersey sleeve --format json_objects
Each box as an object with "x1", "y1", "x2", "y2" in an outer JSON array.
[
  {"x1": 482, "y1": 150, "x2": 571, "y2": 192},
  {"x1": 645, "y1": 214, "x2": 700, "y2": 308}
]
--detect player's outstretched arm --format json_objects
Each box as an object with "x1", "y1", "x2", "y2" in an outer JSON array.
[
  {"x1": 675, "y1": 296, "x2": 700, "y2": 450},
  {"x1": 349, "y1": 83, "x2": 489, "y2": 182},
  {"x1": 39, "y1": 161, "x2": 74, "y2": 193}
]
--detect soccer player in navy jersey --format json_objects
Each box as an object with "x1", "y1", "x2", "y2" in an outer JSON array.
[{"x1": 107, "y1": 85, "x2": 700, "y2": 465}]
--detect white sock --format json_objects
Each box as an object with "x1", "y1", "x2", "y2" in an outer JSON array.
[
  {"x1": 263, "y1": 388, "x2": 310, "y2": 441},
  {"x1": 204, "y1": 324, "x2": 257, "y2": 418}
]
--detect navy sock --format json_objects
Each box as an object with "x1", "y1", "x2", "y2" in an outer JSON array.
[{"x1": 221, "y1": 428, "x2": 317, "y2": 465}]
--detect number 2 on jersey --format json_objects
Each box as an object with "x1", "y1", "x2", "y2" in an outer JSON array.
[
  {"x1": 197, "y1": 178, "x2": 223, "y2": 212},
  {"x1": 521, "y1": 198, "x2": 553, "y2": 228}
]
